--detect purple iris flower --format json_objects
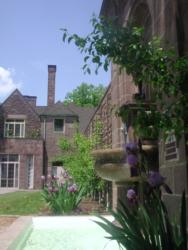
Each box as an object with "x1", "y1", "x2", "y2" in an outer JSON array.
[
  {"x1": 48, "y1": 186, "x2": 53, "y2": 192},
  {"x1": 63, "y1": 171, "x2": 69, "y2": 179},
  {"x1": 127, "y1": 189, "x2": 137, "y2": 200},
  {"x1": 67, "y1": 184, "x2": 77, "y2": 193},
  {"x1": 52, "y1": 175, "x2": 59, "y2": 180},
  {"x1": 148, "y1": 171, "x2": 166, "y2": 187},
  {"x1": 125, "y1": 143, "x2": 138, "y2": 152},
  {"x1": 127, "y1": 154, "x2": 138, "y2": 166}
]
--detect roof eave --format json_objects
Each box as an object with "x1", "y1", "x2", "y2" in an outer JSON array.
[{"x1": 39, "y1": 114, "x2": 78, "y2": 118}]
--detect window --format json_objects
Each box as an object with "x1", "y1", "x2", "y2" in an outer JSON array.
[
  {"x1": 0, "y1": 154, "x2": 19, "y2": 187},
  {"x1": 165, "y1": 133, "x2": 179, "y2": 161},
  {"x1": 4, "y1": 120, "x2": 25, "y2": 138},
  {"x1": 26, "y1": 155, "x2": 34, "y2": 189},
  {"x1": 54, "y1": 119, "x2": 64, "y2": 132}
]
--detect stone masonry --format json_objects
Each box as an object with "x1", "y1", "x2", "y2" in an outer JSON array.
[{"x1": 87, "y1": 0, "x2": 188, "y2": 212}]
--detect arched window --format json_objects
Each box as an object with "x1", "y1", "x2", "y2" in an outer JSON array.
[{"x1": 129, "y1": 2, "x2": 153, "y2": 100}]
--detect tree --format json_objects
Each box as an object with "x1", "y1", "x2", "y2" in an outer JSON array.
[
  {"x1": 62, "y1": 16, "x2": 188, "y2": 140},
  {"x1": 64, "y1": 82, "x2": 106, "y2": 107}
]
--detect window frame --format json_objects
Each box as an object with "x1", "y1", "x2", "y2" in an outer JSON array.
[
  {"x1": 4, "y1": 119, "x2": 25, "y2": 138},
  {"x1": 53, "y1": 118, "x2": 65, "y2": 133},
  {"x1": 165, "y1": 133, "x2": 179, "y2": 162}
]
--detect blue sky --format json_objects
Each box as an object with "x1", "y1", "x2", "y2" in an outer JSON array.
[{"x1": 0, "y1": 0, "x2": 110, "y2": 105}]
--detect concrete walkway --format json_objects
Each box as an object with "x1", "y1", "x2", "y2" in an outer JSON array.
[
  {"x1": 0, "y1": 216, "x2": 32, "y2": 250},
  {"x1": 0, "y1": 188, "x2": 18, "y2": 195}
]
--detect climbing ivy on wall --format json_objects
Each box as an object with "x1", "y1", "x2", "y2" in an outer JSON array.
[{"x1": 61, "y1": 16, "x2": 188, "y2": 140}]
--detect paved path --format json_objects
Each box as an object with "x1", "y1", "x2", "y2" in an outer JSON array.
[
  {"x1": 0, "y1": 216, "x2": 31, "y2": 250},
  {"x1": 0, "y1": 188, "x2": 18, "y2": 195}
]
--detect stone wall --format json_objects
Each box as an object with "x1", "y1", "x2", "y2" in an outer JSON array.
[
  {"x1": 85, "y1": 84, "x2": 112, "y2": 148},
  {"x1": 89, "y1": 0, "x2": 188, "y2": 210}
]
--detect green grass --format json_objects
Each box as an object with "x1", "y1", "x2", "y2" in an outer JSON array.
[{"x1": 0, "y1": 191, "x2": 46, "y2": 215}]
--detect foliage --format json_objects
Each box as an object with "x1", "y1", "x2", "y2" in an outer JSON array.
[
  {"x1": 0, "y1": 191, "x2": 45, "y2": 215},
  {"x1": 41, "y1": 174, "x2": 84, "y2": 214},
  {"x1": 125, "y1": 142, "x2": 172, "y2": 197},
  {"x1": 29, "y1": 128, "x2": 41, "y2": 139},
  {"x1": 119, "y1": 105, "x2": 161, "y2": 139},
  {"x1": 64, "y1": 82, "x2": 106, "y2": 107},
  {"x1": 57, "y1": 130, "x2": 105, "y2": 195},
  {"x1": 61, "y1": 16, "x2": 188, "y2": 140},
  {"x1": 96, "y1": 191, "x2": 187, "y2": 250}
]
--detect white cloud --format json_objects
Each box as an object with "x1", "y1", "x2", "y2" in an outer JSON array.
[{"x1": 0, "y1": 67, "x2": 22, "y2": 96}]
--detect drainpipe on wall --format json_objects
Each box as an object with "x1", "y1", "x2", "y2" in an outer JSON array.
[
  {"x1": 43, "y1": 117, "x2": 46, "y2": 141},
  {"x1": 42, "y1": 117, "x2": 47, "y2": 176}
]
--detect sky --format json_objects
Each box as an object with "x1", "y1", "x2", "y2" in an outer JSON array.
[{"x1": 0, "y1": 0, "x2": 110, "y2": 106}]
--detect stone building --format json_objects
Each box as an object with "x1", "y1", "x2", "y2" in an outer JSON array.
[
  {"x1": 0, "y1": 65, "x2": 94, "y2": 189},
  {"x1": 85, "y1": 83, "x2": 112, "y2": 148},
  {"x1": 86, "y1": 0, "x2": 188, "y2": 214}
]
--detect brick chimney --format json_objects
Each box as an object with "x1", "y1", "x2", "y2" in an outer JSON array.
[{"x1": 47, "y1": 65, "x2": 56, "y2": 106}]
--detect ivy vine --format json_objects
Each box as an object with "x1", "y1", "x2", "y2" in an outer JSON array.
[{"x1": 61, "y1": 16, "x2": 188, "y2": 140}]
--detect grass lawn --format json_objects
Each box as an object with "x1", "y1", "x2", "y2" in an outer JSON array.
[{"x1": 0, "y1": 191, "x2": 46, "y2": 215}]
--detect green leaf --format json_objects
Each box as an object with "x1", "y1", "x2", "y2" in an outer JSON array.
[
  {"x1": 84, "y1": 56, "x2": 90, "y2": 62},
  {"x1": 62, "y1": 32, "x2": 67, "y2": 42},
  {"x1": 86, "y1": 68, "x2": 91, "y2": 74},
  {"x1": 68, "y1": 36, "x2": 73, "y2": 43}
]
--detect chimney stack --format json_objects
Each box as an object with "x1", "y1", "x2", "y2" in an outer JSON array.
[{"x1": 47, "y1": 65, "x2": 56, "y2": 106}]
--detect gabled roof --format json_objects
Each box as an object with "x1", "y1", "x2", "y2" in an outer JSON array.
[
  {"x1": 36, "y1": 102, "x2": 95, "y2": 132},
  {"x1": 1, "y1": 89, "x2": 95, "y2": 133},
  {"x1": 1, "y1": 89, "x2": 40, "y2": 119},
  {"x1": 36, "y1": 101, "x2": 78, "y2": 117},
  {"x1": 1, "y1": 89, "x2": 23, "y2": 106}
]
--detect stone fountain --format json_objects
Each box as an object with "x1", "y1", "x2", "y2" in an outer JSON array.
[
  {"x1": 92, "y1": 148, "x2": 129, "y2": 183},
  {"x1": 92, "y1": 102, "x2": 159, "y2": 208}
]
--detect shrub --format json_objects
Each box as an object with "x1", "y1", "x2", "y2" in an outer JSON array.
[{"x1": 57, "y1": 131, "x2": 105, "y2": 196}]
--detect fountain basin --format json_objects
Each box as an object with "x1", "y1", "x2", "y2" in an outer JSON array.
[
  {"x1": 8, "y1": 216, "x2": 120, "y2": 250},
  {"x1": 92, "y1": 148, "x2": 130, "y2": 182}
]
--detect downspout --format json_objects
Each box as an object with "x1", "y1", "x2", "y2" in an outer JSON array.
[
  {"x1": 43, "y1": 117, "x2": 47, "y2": 176},
  {"x1": 43, "y1": 117, "x2": 46, "y2": 140}
]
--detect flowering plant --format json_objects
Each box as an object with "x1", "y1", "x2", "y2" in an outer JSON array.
[
  {"x1": 96, "y1": 191, "x2": 187, "y2": 250},
  {"x1": 97, "y1": 143, "x2": 186, "y2": 250},
  {"x1": 125, "y1": 142, "x2": 139, "y2": 177},
  {"x1": 41, "y1": 173, "x2": 85, "y2": 214},
  {"x1": 125, "y1": 141, "x2": 172, "y2": 203}
]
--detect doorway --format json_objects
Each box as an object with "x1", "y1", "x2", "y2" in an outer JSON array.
[{"x1": 0, "y1": 155, "x2": 19, "y2": 188}]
